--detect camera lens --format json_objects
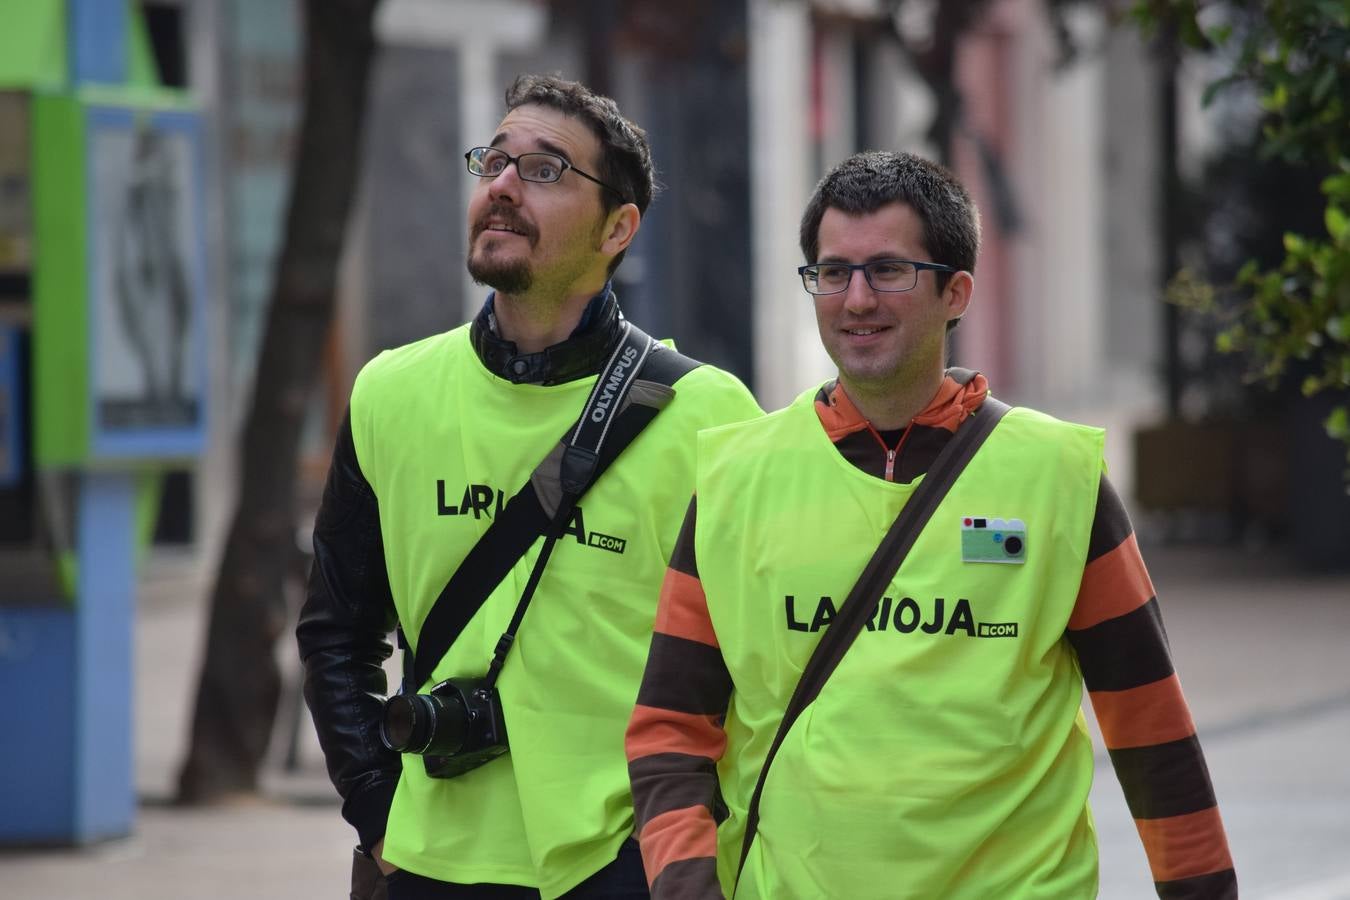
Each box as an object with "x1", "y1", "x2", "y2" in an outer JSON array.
[
  {"x1": 1004, "y1": 535, "x2": 1024, "y2": 556},
  {"x1": 380, "y1": 684, "x2": 469, "y2": 756},
  {"x1": 381, "y1": 693, "x2": 435, "y2": 753}
]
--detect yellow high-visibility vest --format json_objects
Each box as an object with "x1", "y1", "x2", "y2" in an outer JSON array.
[
  {"x1": 695, "y1": 387, "x2": 1104, "y2": 899},
  {"x1": 351, "y1": 324, "x2": 761, "y2": 899}
]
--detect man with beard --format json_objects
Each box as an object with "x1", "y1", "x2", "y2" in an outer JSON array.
[{"x1": 298, "y1": 75, "x2": 760, "y2": 900}]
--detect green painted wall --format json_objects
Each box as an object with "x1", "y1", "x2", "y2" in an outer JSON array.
[
  {"x1": 0, "y1": 0, "x2": 67, "y2": 89},
  {"x1": 32, "y1": 92, "x2": 89, "y2": 467}
]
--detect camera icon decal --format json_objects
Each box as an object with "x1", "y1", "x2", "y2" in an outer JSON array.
[{"x1": 960, "y1": 517, "x2": 1028, "y2": 565}]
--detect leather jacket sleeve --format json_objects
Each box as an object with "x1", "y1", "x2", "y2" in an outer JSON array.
[{"x1": 296, "y1": 409, "x2": 401, "y2": 852}]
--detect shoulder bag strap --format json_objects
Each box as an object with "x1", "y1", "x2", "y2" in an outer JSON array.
[
  {"x1": 735, "y1": 396, "x2": 1012, "y2": 884},
  {"x1": 409, "y1": 322, "x2": 698, "y2": 689}
]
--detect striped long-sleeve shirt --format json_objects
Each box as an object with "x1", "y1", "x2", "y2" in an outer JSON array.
[{"x1": 625, "y1": 371, "x2": 1236, "y2": 899}]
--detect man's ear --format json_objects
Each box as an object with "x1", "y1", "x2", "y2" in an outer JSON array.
[
  {"x1": 944, "y1": 270, "x2": 974, "y2": 322},
  {"x1": 600, "y1": 203, "x2": 641, "y2": 257}
]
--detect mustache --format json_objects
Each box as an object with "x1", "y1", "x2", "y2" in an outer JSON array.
[{"x1": 471, "y1": 204, "x2": 537, "y2": 243}]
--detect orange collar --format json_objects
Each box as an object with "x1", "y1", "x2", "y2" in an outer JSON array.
[{"x1": 815, "y1": 372, "x2": 990, "y2": 442}]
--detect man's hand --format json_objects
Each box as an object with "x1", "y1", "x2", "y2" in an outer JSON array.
[
  {"x1": 351, "y1": 844, "x2": 394, "y2": 900},
  {"x1": 371, "y1": 838, "x2": 399, "y2": 876}
]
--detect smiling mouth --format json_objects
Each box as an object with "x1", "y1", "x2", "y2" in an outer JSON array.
[{"x1": 844, "y1": 327, "x2": 888, "y2": 336}]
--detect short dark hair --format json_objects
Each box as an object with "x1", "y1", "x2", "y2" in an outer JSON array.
[{"x1": 799, "y1": 151, "x2": 980, "y2": 292}]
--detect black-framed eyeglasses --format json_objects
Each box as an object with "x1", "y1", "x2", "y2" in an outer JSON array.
[
  {"x1": 465, "y1": 146, "x2": 628, "y2": 203},
  {"x1": 797, "y1": 259, "x2": 958, "y2": 295}
]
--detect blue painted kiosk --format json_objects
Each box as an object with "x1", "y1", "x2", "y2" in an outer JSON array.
[{"x1": 0, "y1": 0, "x2": 208, "y2": 844}]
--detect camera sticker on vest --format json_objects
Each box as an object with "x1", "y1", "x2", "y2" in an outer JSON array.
[{"x1": 960, "y1": 517, "x2": 1027, "y2": 564}]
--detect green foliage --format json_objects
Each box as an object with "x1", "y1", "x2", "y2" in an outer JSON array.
[{"x1": 1135, "y1": 0, "x2": 1350, "y2": 479}]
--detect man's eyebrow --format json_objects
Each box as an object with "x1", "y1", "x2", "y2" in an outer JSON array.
[
  {"x1": 814, "y1": 254, "x2": 912, "y2": 264},
  {"x1": 486, "y1": 131, "x2": 575, "y2": 163},
  {"x1": 535, "y1": 137, "x2": 573, "y2": 162},
  {"x1": 804, "y1": 253, "x2": 912, "y2": 264}
]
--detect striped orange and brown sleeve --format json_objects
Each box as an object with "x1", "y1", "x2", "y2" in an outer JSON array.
[
  {"x1": 626, "y1": 498, "x2": 732, "y2": 900},
  {"x1": 1067, "y1": 476, "x2": 1237, "y2": 899}
]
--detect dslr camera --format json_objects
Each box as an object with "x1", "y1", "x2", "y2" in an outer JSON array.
[{"x1": 379, "y1": 677, "x2": 508, "y2": 779}]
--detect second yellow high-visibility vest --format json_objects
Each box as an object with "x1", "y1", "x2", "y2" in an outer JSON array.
[{"x1": 695, "y1": 387, "x2": 1104, "y2": 899}]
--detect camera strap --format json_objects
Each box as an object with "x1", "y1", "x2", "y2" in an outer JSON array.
[
  {"x1": 408, "y1": 321, "x2": 700, "y2": 691},
  {"x1": 733, "y1": 396, "x2": 1011, "y2": 888}
]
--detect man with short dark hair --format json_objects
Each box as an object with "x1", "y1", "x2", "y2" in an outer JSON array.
[
  {"x1": 626, "y1": 150, "x2": 1236, "y2": 898},
  {"x1": 298, "y1": 74, "x2": 760, "y2": 900}
]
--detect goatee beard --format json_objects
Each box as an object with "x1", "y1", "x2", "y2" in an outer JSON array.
[{"x1": 468, "y1": 256, "x2": 533, "y2": 295}]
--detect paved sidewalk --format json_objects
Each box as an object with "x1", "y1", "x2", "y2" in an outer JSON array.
[
  {"x1": 1090, "y1": 544, "x2": 1350, "y2": 900},
  {"x1": 2, "y1": 551, "x2": 355, "y2": 900},
  {"x1": 2, "y1": 543, "x2": 1348, "y2": 899}
]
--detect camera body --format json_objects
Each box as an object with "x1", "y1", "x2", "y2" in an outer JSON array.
[
  {"x1": 960, "y1": 517, "x2": 1027, "y2": 563},
  {"x1": 380, "y1": 676, "x2": 509, "y2": 779}
]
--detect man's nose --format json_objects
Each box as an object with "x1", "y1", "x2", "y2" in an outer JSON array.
[
  {"x1": 486, "y1": 161, "x2": 524, "y2": 202},
  {"x1": 841, "y1": 268, "x2": 878, "y2": 312}
]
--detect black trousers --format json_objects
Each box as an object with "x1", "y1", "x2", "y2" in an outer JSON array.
[{"x1": 384, "y1": 837, "x2": 648, "y2": 900}]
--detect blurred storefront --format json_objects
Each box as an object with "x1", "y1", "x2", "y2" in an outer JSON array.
[{"x1": 5, "y1": 0, "x2": 1339, "y2": 676}]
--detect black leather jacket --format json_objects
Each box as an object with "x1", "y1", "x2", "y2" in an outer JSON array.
[{"x1": 296, "y1": 291, "x2": 626, "y2": 851}]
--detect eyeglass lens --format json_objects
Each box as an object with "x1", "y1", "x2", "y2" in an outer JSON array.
[
  {"x1": 806, "y1": 261, "x2": 919, "y2": 293},
  {"x1": 468, "y1": 148, "x2": 565, "y2": 183}
]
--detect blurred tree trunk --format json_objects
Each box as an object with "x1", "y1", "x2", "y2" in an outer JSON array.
[
  {"x1": 881, "y1": 0, "x2": 1092, "y2": 163},
  {"x1": 177, "y1": 0, "x2": 382, "y2": 803},
  {"x1": 880, "y1": 0, "x2": 991, "y2": 164}
]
